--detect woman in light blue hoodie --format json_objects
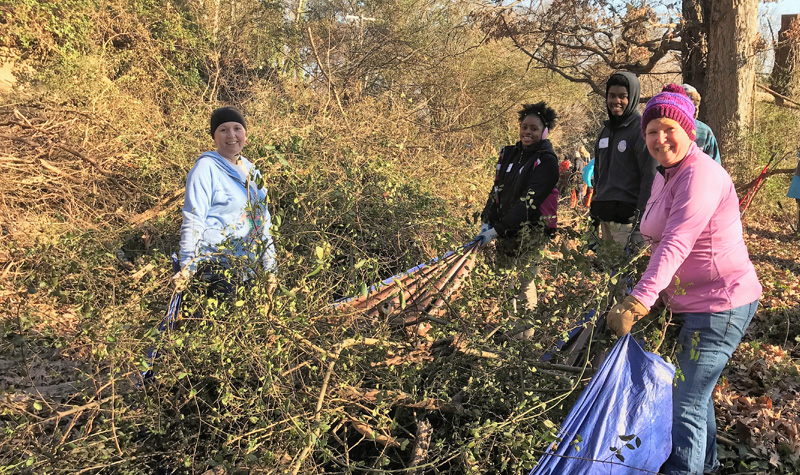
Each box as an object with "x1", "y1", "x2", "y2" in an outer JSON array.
[{"x1": 174, "y1": 106, "x2": 276, "y2": 292}]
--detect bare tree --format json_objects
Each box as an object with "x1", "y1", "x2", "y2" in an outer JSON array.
[
  {"x1": 476, "y1": 0, "x2": 765, "y2": 156},
  {"x1": 473, "y1": 0, "x2": 682, "y2": 96}
]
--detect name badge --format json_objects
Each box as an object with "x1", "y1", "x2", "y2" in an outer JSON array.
[{"x1": 598, "y1": 137, "x2": 609, "y2": 149}]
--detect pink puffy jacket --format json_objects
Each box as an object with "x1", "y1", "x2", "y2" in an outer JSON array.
[{"x1": 630, "y1": 143, "x2": 762, "y2": 313}]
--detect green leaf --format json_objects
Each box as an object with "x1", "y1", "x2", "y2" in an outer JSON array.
[
  {"x1": 399, "y1": 292, "x2": 406, "y2": 309},
  {"x1": 315, "y1": 246, "x2": 324, "y2": 260},
  {"x1": 307, "y1": 264, "x2": 322, "y2": 277},
  {"x1": 235, "y1": 300, "x2": 245, "y2": 307},
  {"x1": 354, "y1": 259, "x2": 367, "y2": 269},
  {"x1": 33, "y1": 401, "x2": 42, "y2": 411}
]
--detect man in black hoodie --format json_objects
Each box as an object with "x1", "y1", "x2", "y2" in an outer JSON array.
[{"x1": 591, "y1": 72, "x2": 658, "y2": 247}]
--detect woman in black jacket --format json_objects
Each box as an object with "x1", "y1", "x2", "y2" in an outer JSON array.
[{"x1": 476, "y1": 102, "x2": 559, "y2": 315}]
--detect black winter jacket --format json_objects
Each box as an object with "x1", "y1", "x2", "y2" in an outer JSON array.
[
  {"x1": 590, "y1": 112, "x2": 658, "y2": 223},
  {"x1": 481, "y1": 140, "x2": 559, "y2": 237}
]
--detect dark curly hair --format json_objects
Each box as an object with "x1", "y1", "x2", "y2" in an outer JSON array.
[{"x1": 518, "y1": 102, "x2": 557, "y2": 130}]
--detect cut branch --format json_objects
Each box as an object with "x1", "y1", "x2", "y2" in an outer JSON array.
[{"x1": 129, "y1": 187, "x2": 185, "y2": 227}]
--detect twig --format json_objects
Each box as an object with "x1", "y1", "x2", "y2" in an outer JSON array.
[
  {"x1": 339, "y1": 387, "x2": 465, "y2": 414},
  {"x1": 74, "y1": 456, "x2": 139, "y2": 474},
  {"x1": 129, "y1": 187, "x2": 185, "y2": 227},
  {"x1": 757, "y1": 83, "x2": 800, "y2": 109},
  {"x1": 528, "y1": 361, "x2": 597, "y2": 375},
  {"x1": 408, "y1": 413, "x2": 432, "y2": 474},
  {"x1": 717, "y1": 433, "x2": 741, "y2": 447},
  {"x1": 530, "y1": 449, "x2": 666, "y2": 474},
  {"x1": 39, "y1": 158, "x2": 83, "y2": 184},
  {"x1": 55, "y1": 396, "x2": 114, "y2": 419},
  {"x1": 110, "y1": 363, "x2": 122, "y2": 455},
  {"x1": 289, "y1": 337, "x2": 398, "y2": 474},
  {"x1": 280, "y1": 360, "x2": 311, "y2": 378},
  {"x1": 290, "y1": 351, "x2": 339, "y2": 474},
  {"x1": 348, "y1": 419, "x2": 400, "y2": 448},
  {"x1": 0, "y1": 133, "x2": 38, "y2": 147},
  {"x1": 736, "y1": 167, "x2": 796, "y2": 193},
  {"x1": 306, "y1": 27, "x2": 347, "y2": 120},
  {"x1": 52, "y1": 143, "x2": 112, "y2": 177}
]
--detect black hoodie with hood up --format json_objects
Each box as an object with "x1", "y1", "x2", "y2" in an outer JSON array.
[{"x1": 590, "y1": 71, "x2": 658, "y2": 224}]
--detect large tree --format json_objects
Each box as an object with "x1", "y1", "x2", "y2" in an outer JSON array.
[{"x1": 706, "y1": 0, "x2": 759, "y2": 146}]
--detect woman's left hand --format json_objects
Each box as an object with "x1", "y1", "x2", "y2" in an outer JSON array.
[{"x1": 606, "y1": 295, "x2": 649, "y2": 337}]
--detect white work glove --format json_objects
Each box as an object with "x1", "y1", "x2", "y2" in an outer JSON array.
[
  {"x1": 476, "y1": 227, "x2": 499, "y2": 248},
  {"x1": 479, "y1": 222, "x2": 490, "y2": 234}
]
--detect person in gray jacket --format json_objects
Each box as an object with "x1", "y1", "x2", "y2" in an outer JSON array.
[
  {"x1": 590, "y1": 71, "x2": 658, "y2": 247},
  {"x1": 681, "y1": 84, "x2": 721, "y2": 164}
]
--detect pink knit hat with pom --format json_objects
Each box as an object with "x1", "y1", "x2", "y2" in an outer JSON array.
[{"x1": 641, "y1": 84, "x2": 697, "y2": 140}]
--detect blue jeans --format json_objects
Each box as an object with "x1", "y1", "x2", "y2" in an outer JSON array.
[{"x1": 661, "y1": 299, "x2": 759, "y2": 474}]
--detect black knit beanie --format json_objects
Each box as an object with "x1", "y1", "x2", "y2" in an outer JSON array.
[{"x1": 210, "y1": 106, "x2": 246, "y2": 136}]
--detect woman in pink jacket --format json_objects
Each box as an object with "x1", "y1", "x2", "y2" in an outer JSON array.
[{"x1": 606, "y1": 84, "x2": 762, "y2": 475}]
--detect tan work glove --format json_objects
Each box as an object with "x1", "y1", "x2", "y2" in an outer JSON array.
[
  {"x1": 170, "y1": 267, "x2": 194, "y2": 292},
  {"x1": 606, "y1": 295, "x2": 649, "y2": 337}
]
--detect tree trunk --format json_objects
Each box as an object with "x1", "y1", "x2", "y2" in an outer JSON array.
[
  {"x1": 681, "y1": 0, "x2": 712, "y2": 121},
  {"x1": 770, "y1": 14, "x2": 800, "y2": 97},
  {"x1": 705, "y1": 0, "x2": 759, "y2": 158}
]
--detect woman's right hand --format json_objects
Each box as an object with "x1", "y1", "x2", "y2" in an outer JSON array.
[{"x1": 171, "y1": 268, "x2": 194, "y2": 291}]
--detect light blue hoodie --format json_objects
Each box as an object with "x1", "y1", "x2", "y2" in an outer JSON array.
[{"x1": 179, "y1": 151, "x2": 276, "y2": 275}]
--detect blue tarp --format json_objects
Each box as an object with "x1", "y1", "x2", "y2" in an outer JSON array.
[{"x1": 530, "y1": 334, "x2": 675, "y2": 475}]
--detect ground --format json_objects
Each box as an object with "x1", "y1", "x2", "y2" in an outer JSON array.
[{"x1": 0, "y1": 205, "x2": 798, "y2": 473}]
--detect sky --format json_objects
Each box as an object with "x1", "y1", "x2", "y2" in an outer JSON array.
[{"x1": 774, "y1": 0, "x2": 800, "y2": 16}]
